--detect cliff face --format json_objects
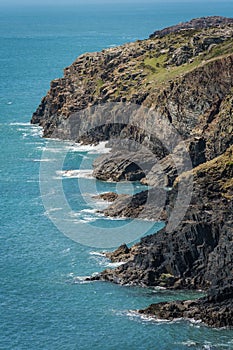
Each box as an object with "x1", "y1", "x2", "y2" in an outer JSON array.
[
  {"x1": 31, "y1": 17, "x2": 233, "y2": 169},
  {"x1": 92, "y1": 146, "x2": 233, "y2": 327},
  {"x1": 93, "y1": 146, "x2": 233, "y2": 288},
  {"x1": 32, "y1": 17, "x2": 233, "y2": 328}
]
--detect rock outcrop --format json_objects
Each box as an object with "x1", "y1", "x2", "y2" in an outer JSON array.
[
  {"x1": 91, "y1": 146, "x2": 233, "y2": 327},
  {"x1": 31, "y1": 17, "x2": 233, "y2": 169},
  {"x1": 150, "y1": 16, "x2": 233, "y2": 38},
  {"x1": 139, "y1": 284, "x2": 233, "y2": 328},
  {"x1": 32, "y1": 17, "x2": 233, "y2": 328}
]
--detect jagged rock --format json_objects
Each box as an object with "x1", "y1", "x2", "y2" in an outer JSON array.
[
  {"x1": 93, "y1": 192, "x2": 120, "y2": 202},
  {"x1": 31, "y1": 18, "x2": 233, "y2": 167},
  {"x1": 101, "y1": 188, "x2": 168, "y2": 221},
  {"x1": 32, "y1": 17, "x2": 233, "y2": 328},
  {"x1": 105, "y1": 244, "x2": 130, "y2": 263},
  {"x1": 168, "y1": 45, "x2": 193, "y2": 66},
  {"x1": 93, "y1": 150, "x2": 156, "y2": 182},
  {"x1": 139, "y1": 289, "x2": 233, "y2": 328},
  {"x1": 92, "y1": 146, "x2": 233, "y2": 297},
  {"x1": 149, "y1": 16, "x2": 233, "y2": 38}
]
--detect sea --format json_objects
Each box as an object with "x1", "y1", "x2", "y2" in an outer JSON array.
[{"x1": 0, "y1": 1, "x2": 233, "y2": 349}]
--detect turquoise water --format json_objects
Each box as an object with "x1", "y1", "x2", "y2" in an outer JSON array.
[{"x1": 1, "y1": 2, "x2": 233, "y2": 349}]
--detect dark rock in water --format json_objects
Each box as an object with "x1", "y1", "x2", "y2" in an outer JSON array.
[
  {"x1": 93, "y1": 192, "x2": 121, "y2": 202},
  {"x1": 139, "y1": 282, "x2": 233, "y2": 328}
]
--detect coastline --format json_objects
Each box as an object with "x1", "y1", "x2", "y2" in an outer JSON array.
[{"x1": 31, "y1": 17, "x2": 233, "y2": 329}]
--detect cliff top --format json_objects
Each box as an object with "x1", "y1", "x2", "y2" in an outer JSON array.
[{"x1": 149, "y1": 16, "x2": 233, "y2": 38}]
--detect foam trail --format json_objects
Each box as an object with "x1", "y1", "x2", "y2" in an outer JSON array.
[
  {"x1": 56, "y1": 169, "x2": 94, "y2": 179},
  {"x1": 9, "y1": 122, "x2": 31, "y2": 126},
  {"x1": 66, "y1": 141, "x2": 111, "y2": 154}
]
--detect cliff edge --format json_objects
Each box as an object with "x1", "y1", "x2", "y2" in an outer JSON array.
[{"x1": 32, "y1": 17, "x2": 233, "y2": 328}]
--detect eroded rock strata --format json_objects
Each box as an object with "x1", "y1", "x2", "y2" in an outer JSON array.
[
  {"x1": 92, "y1": 146, "x2": 233, "y2": 327},
  {"x1": 32, "y1": 17, "x2": 233, "y2": 328}
]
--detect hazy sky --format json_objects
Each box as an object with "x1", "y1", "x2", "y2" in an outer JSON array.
[{"x1": 0, "y1": 0, "x2": 214, "y2": 5}]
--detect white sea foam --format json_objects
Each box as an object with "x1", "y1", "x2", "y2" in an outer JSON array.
[
  {"x1": 67, "y1": 272, "x2": 74, "y2": 277},
  {"x1": 89, "y1": 251, "x2": 106, "y2": 257},
  {"x1": 56, "y1": 169, "x2": 94, "y2": 179},
  {"x1": 89, "y1": 250, "x2": 126, "y2": 269},
  {"x1": 9, "y1": 122, "x2": 31, "y2": 126},
  {"x1": 44, "y1": 207, "x2": 63, "y2": 215},
  {"x1": 73, "y1": 276, "x2": 91, "y2": 284},
  {"x1": 33, "y1": 158, "x2": 55, "y2": 162},
  {"x1": 30, "y1": 128, "x2": 43, "y2": 137},
  {"x1": 76, "y1": 217, "x2": 97, "y2": 224},
  {"x1": 80, "y1": 208, "x2": 98, "y2": 214},
  {"x1": 188, "y1": 318, "x2": 202, "y2": 325},
  {"x1": 176, "y1": 340, "x2": 198, "y2": 347},
  {"x1": 124, "y1": 310, "x2": 191, "y2": 325},
  {"x1": 73, "y1": 273, "x2": 97, "y2": 284},
  {"x1": 66, "y1": 141, "x2": 111, "y2": 154},
  {"x1": 118, "y1": 310, "x2": 159, "y2": 324},
  {"x1": 107, "y1": 261, "x2": 126, "y2": 268},
  {"x1": 68, "y1": 209, "x2": 101, "y2": 224},
  {"x1": 62, "y1": 248, "x2": 71, "y2": 254}
]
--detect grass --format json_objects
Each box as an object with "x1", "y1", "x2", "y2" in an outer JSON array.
[
  {"x1": 94, "y1": 78, "x2": 104, "y2": 95},
  {"x1": 90, "y1": 28, "x2": 233, "y2": 103},
  {"x1": 143, "y1": 39, "x2": 233, "y2": 87}
]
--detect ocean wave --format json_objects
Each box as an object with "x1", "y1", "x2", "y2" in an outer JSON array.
[
  {"x1": 68, "y1": 209, "x2": 101, "y2": 224},
  {"x1": 107, "y1": 261, "x2": 126, "y2": 268},
  {"x1": 65, "y1": 141, "x2": 111, "y2": 154},
  {"x1": 89, "y1": 251, "x2": 106, "y2": 257},
  {"x1": 176, "y1": 340, "x2": 231, "y2": 349},
  {"x1": 88, "y1": 250, "x2": 126, "y2": 268},
  {"x1": 44, "y1": 208, "x2": 63, "y2": 215},
  {"x1": 80, "y1": 208, "x2": 99, "y2": 214},
  {"x1": 123, "y1": 310, "x2": 199, "y2": 326},
  {"x1": 62, "y1": 248, "x2": 71, "y2": 254},
  {"x1": 56, "y1": 169, "x2": 94, "y2": 179},
  {"x1": 15, "y1": 124, "x2": 43, "y2": 139},
  {"x1": 9, "y1": 122, "x2": 31, "y2": 126},
  {"x1": 114, "y1": 310, "x2": 160, "y2": 324},
  {"x1": 73, "y1": 217, "x2": 97, "y2": 224},
  {"x1": 33, "y1": 158, "x2": 55, "y2": 162},
  {"x1": 9, "y1": 122, "x2": 43, "y2": 135},
  {"x1": 73, "y1": 274, "x2": 98, "y2": 284},
  {"x1": 175, "y1": 340, "x2": 198, "y2": 347}
]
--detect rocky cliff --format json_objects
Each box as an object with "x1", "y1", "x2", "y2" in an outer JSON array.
[
  {"x1": 92, "y1": 146, "x2": 233, "y2": 327},
  {"x1": 32, "y1": 16, "x2": 233, "y2": 165},
  {"x1": 32, "y1": 17, "x2": 233, "y2": 328}
]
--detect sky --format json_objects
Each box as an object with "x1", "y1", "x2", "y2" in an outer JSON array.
[{"x1": 0, "y1": 0, "x2": 224, "y2": 6}]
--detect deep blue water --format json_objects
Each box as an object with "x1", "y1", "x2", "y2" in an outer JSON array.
[{"x1": 1, "y1": 2, "x2": 233, "y2": 349}]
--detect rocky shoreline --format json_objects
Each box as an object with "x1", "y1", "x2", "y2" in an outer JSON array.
[{"x1": 32, "y1": 17, "x2": 233, "y2": 328}]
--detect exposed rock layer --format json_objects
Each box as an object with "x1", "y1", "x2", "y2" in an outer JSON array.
[
  {"x1": 91, "y1": 147, "x2": 233, "y2": 327},
  {"x1": 32, "y1": 17, "x2": 233, "y2": 328}
]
